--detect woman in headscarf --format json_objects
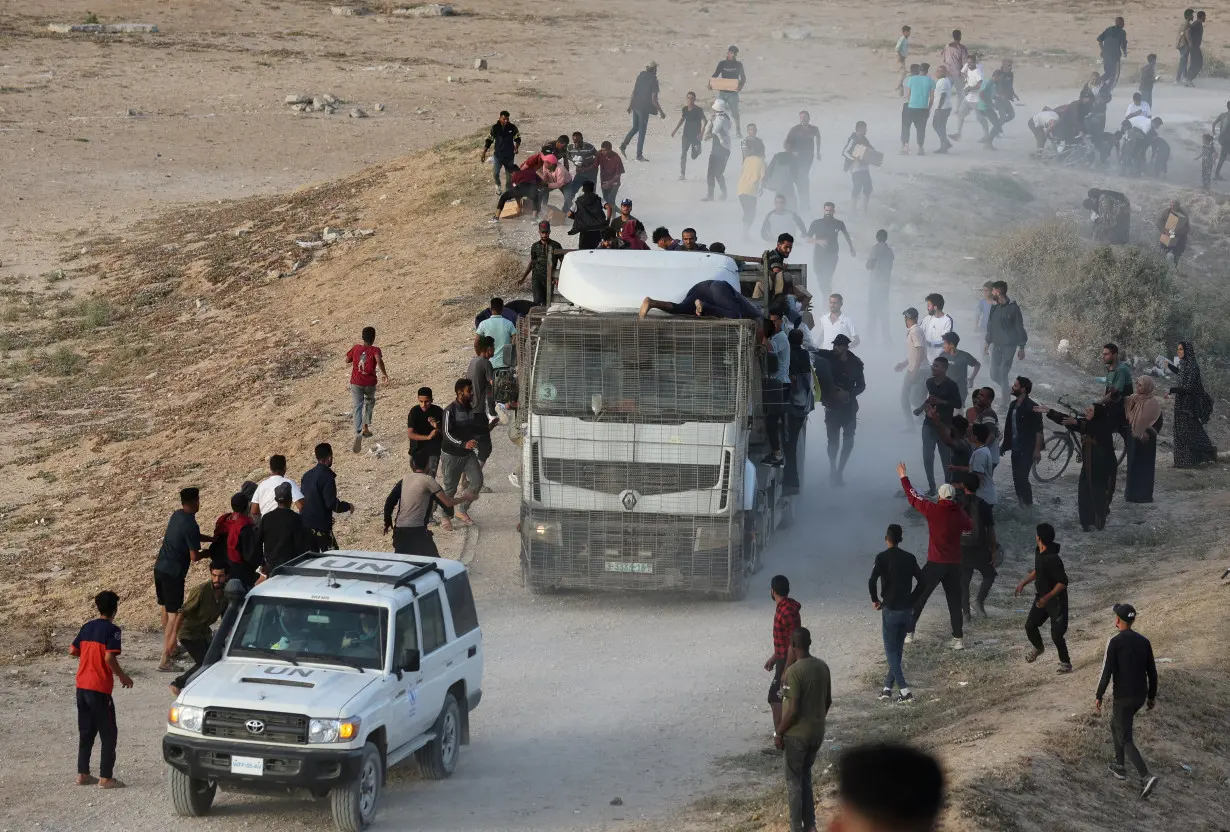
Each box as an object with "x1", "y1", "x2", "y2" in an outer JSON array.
[
  {"x1": 1036, "y1": 401, "x2": 1117, "y2": 531},
  {"x1": 1124, "y1": 376, "x2": 1163, "y2": 502},
  {"x1": 1166, "y1": 341, "x2": 1217, "y2": 467}
]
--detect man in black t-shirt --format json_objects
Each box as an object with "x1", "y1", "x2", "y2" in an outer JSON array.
[
  {"x1": 520, "y1": 221, "x2": 563, "y2": 307},
  {"x1": 710, "y1": 46, "x2": 746, "y2": 135},
  {"x1": 1015, "y1": 523, "x2": 1072, "y2": 673},
  {"x1": 407, "y1": 386, "x2": 445, "y2": 476},
  {"x1": 917, "y1": 356, "x2": 962, "y2": 496},
  {"x1": 785, "y1": 111, "x2": 822, "y2": 211},
  {"x1": 670, "y1": 91, "x2": 709, "y2": 179},
  {"x1": 154, "y1": 487, "x2": 211, "y2": 672},
  {"x1": 255, "y1": 482, "x2": 307, "y2": 577},
  {"x1": 805, "y1": 203, "x2": 854, "y2": 299},
  {"x1": 621, "y1": 61, "x2": 665, "y2": 162}
]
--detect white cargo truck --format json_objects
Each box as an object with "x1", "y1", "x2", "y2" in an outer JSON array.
[{"x1": 516, "y1": 249, "x2": 807, "y2": 599}]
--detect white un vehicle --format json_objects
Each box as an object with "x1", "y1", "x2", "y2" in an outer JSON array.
[{"x1": 163, "y1": 552, "x2": 483, "y2": 831}]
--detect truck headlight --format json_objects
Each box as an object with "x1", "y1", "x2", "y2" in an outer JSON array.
[
  {"x1": 309, "y1": 717, "x2": 361, "y2": 744},
  {"x1": 529, "y1": 520, "x2": 562, "y2": 546},
  {"x1": 169, "y1": 705, "x2": 204, "y2": 733}
]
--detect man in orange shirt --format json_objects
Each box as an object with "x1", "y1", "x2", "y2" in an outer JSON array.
[{"x1": 70, "y1": 591, "x2": 134, "y2": 789}]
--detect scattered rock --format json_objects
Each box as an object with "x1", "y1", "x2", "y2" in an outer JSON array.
[
  {"x1": 414, "y1": 107, "x2": 428, "y2": 114},
  {"x1": 446, "y1": 75, "x2": 456, "y2": 83},
  {"x1": 474, "y1": 57, "x2": 488, "y2": 70},
  {"x1": 349, "y1": 107, "x2": 367, "y2": 118},
  {"x1": 296, "y1": 240, "x2": 325, "y2": 250},
  {"x1": 374, "y1": 102, "x2": 385, "y2": 111},
  {"x1": 330, "y1": 5, "x2": 369, "y2": 15},
  {"x1": 450, "y1": 198, "x2": 462, "y2": 206},
  {"x1": 322, "y1": 93, "x2": 339, "y2": 106},
  {"x1": 771, "y1": 28, "x2": 812, "y2": 40},
  {"x1": 291, "y1": 103, "x2": 309, "y2": 113},
  {"x1": 368, "y1": 443, "x2": 390, "y2": 459},
  {"x1": 392, "y1": 3, "x2": 455, "y2": 17},
  {"x1": 285, "y1": 93, "x2": 312, "y2": 104},
  {"x1": 610, "y1": 797, "x2": 624, "y2": 806}
]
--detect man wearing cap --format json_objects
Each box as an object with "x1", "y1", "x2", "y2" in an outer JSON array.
[
  {"x1": 894, "y1": 307, "x2": 927, "y2": 430},
  {"x1": 608, "y1": 198, "x2": 637, "y2": 236},
  {"x1": 520, "y1": 221, "x2": 562, "y2": 307},
  {"x1": 711, "y1": 46, "x2": 746, "y2": 136},
  {"x1": 1015, "y1": 522, "x2": 1072, "y2": 673},
  {"x1": 1096, "y1": 602, "x2": 1159, "y2": 799},
  {"x1": 897, "y1": 462, "x2": 971, "y2": 650},
  {"x1": 255, "y1": 482, "x2": 307, "y2": 576},
  {"x1": 814, "y1": 334, "x2": 865, "y2": 484},
  {"x1": 622, "y1": 61, "x2": 665, "y2": 162},
  {"x1": 702, "y1": 97, "x2": 734, "y2": 202}
]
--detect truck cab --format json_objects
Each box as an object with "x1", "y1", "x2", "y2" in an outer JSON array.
[{"x1": 163, "y1": 552, "x2": 483, "y2": 832}]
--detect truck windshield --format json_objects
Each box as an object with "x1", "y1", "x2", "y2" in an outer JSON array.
[
  {"x1": 229, "y1": 597, "x2": 386, "y2": 672},
  {"x1": 531, "y1": 318, "x2": 743, "y2": 423}
]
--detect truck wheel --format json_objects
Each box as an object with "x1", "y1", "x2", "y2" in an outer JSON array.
[
  {"x1": 331, "y1": 742, "x2": 381, "y2": 832},
  {"x1": 417, "y1": 694, "x2": 462, "y2": 779},
  {"x1": 168, "y1": 766, "x2": 216, "y2": 817}
]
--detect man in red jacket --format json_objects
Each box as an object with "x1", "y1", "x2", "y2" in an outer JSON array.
[{"x1": 897, "y1": 462, "x2": 971, "y2": 650}]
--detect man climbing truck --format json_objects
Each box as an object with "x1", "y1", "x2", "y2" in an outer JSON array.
[{"x1": 516, "y1": 249, "x2": 807, "y2": 599}]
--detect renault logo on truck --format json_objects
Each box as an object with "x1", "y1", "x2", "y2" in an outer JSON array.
[{"x1": 620, "y1": 490, "x2": 638, "y2": 511}]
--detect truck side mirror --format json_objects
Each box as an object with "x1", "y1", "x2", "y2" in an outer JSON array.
[{"x1": 401, "y1": 648, "x2": 420, "y2": 673}]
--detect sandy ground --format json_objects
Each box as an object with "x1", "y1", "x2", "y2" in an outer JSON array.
[{"x1": 3, "y1": 1, "x2": 1230, "y2": 830}]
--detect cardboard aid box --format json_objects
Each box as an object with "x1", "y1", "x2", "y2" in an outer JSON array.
[
  {"x1": 1160, "y1": 212, "x2": 1179, "y2": 245},
  {"x1": 852, "y1": 143, "x2": 885, "y2": 167},
  {"x1": 708, "y1": 77, "x2": 740, "y2": 92}
]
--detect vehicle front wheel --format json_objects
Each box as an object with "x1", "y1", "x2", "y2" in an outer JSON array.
[
  {"x1": 417, "y1": 694, "x2": 462, "y2": 779},
  {"x1": 168, "y1": 766, "x2": 216, "y2": 817},
  {"x1": 331, "y1": 742, "x2": 382, "y2": 832}
]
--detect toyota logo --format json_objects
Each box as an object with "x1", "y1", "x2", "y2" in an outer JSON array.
[
  {"x1": 245, "y1": 719, "x2": 266, "y2": 735},
  {"x1": 620, "y1": 490, "x2": 638, "y2": 511}
]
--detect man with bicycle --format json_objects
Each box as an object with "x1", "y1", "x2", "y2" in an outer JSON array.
[{"x1": 1098, "y1": 343, "x2": 1134, "y2": 468}]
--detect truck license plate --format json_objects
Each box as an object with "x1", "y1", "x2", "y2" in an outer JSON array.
[
  {"x1": 605, "y1": 561, "x2": 653, "y2": 574},
  {"x1": 231, "y1": 755, "x2": 265, "y2": 776}
]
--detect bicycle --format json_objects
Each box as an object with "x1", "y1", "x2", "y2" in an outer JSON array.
[{"x1": 1031, "y1": 395, "x2": 1127, "y2": 482}]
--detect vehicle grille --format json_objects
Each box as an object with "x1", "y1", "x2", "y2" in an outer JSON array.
[
  {"x1": 541, "y1": 458, "x2": 720, "y2": 496},
  {"x1": 202, "y1": 708, "x2": 309, "y2": 745},
  {"x1": 198, "y1": 750, "x2": 303, "y2": 776}
]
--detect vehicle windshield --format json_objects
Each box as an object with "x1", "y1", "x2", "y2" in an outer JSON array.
[
  {"x1": 530, "y1": 317, "x2": 743, "y2": 423},
  {"x1": 229, "y1": 597, "x2": 386, "y2": 671}
]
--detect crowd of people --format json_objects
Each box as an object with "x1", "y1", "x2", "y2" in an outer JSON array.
[{"x1": 64, "y1": 15, "x2": 1225, "y2": 829}]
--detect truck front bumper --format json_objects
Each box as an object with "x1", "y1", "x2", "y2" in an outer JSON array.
[{"x1": 163, "y1": 735, "x2": 364, "y2": 787}]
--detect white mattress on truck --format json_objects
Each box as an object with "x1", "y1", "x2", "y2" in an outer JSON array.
[{"x1": 556, "y1": 249, "x2": 740, "y2": 313}]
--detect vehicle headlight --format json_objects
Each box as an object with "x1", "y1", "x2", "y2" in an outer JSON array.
[
  {"x1": 309, "y1": 717, "x2": 361, "y2": 744},
  {"x1": 169, "y1": 705, "x2": 204, "y2": 733},
  {"x1": 529, "y1": 520, "x2": 562, "y2": 546}
]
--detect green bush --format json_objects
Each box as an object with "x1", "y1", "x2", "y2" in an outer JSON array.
[
  {"x1": 987, "y1": 220, "x2": 1173, "y2": 369},
  {"x1": 77, "y1": 297, "x2": 115, "y2": 330}
]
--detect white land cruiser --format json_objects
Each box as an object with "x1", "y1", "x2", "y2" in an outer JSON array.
[{"x1": 163, "y1": 552, "x2": 483, "y2": 831}]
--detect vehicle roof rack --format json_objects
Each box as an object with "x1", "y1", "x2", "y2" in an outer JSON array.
[{"x1": 267, "y1": 552, "x2": 444, "y2": 592}]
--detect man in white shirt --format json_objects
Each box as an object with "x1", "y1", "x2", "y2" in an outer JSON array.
[
  {"x1": 475, "y1": 297, "x2": 517, "y2": 370},
  {"x1": 950, "y1": 57, "x2": 983, "y2": 140},
  {"x1": 1029, "y1": 107, "x2": 1059, "y2": 149},
  {"x1": 818, "y1": 293, "x2": 860, "y2": 348},
  {"x1": 932, "y1": 66, "x2": 955, "y2": 153},
  {"x1": 250, "y1": 454, "x2": 305, "y2": 518},
  {"x1": 1124, "y1": 92, "x2": 1151, "y2": 120},
  {"x1": 919, "y1": 293, "x2": 954, "y2": 360}
]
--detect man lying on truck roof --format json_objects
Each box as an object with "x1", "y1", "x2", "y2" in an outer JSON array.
[{"x1": 639, "y1": 279, "x2": 764, "y2": 320}]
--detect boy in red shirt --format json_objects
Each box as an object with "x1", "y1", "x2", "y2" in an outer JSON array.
[
  {"x1": 70, "y1": 590, "x2": 133, "y2": 788},
  {"x1": 345, "y1": 326, "x2": 389, "y2": 454}
]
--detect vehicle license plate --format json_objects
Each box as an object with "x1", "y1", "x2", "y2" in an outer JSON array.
[
  {"x1": 605, "y1": 561, "x2": 654, "y2": 574},
  {"x1": 231, "y1": 755, "x2": 265, "y2": 776}
]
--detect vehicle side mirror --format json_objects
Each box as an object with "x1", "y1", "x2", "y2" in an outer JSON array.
[{"x1": 401, "y1": 648, "x2": 420, "y2": 673}]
